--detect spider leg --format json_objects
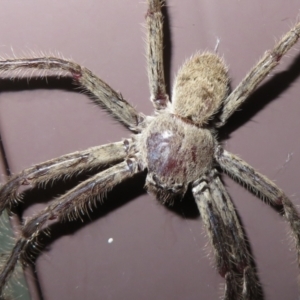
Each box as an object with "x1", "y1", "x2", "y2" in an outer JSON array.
[
  {"x1": 215, "y1": 146, "x2": 300, "y2": 267},
  {"x1": 216, "y1": 21, "x2": 300, "y2": 127},
  {"x1": 0, "y1": 139, "x2": 133, "y2": 215},
  {"x1": 0, "y1": 57, "x2": 144, "y2": 131},
  {"x1": 209, "y1": 171, "x2": 262, "y2": 299},
  {"x1": 0, "y1": 159, "x2": 140, "y2": 296},
  {"x1": 146, "y1": 0, "x2": 170, "y2": 111},
  {"x1": 192, "y1": 179, "x2": 240, "y2": 299}
]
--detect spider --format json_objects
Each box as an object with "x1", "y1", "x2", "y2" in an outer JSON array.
[{"x1": 0, "y1": 0, "x2": 300, "y2": 299}]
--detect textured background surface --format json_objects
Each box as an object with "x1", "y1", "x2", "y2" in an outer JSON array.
[{"x1": 0, "y1": 0, "x2": 300, "y2": 299}]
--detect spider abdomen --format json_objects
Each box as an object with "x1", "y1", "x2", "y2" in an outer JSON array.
[
  {"x1": 172, "y1": 52, "x2": 229, "y2": 126},
  {"x1": 139, "y1": 113, "x2": 215, "y2": 202}
]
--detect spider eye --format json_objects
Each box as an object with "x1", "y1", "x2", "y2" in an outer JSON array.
[
  {"x1": 145, "y1": 172, "x2": 187, "y2": 205},
  {"x1": 152, "y1": 174, "x2": 160, "y2": 185}
]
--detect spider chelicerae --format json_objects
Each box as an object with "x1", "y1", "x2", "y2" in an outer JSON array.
[{"x1": 0, "y1": 0, "x2": 300, "y2": 299}]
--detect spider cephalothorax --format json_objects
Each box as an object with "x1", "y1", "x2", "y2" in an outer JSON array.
[
  {"x1": 140, "y1": 112, "x2": 215, "y2": 202},
  {"x1": 0, "y1": 1, "x2": 300, "y2": 299}
]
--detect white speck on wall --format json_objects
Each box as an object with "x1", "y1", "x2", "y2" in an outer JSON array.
[{"x1": 108, "y1": 238, "x2": 113, "y2": 244}]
